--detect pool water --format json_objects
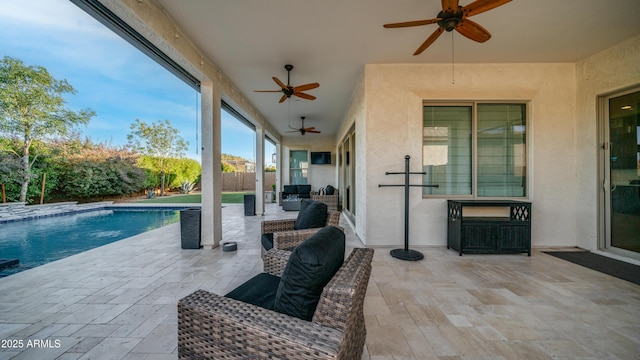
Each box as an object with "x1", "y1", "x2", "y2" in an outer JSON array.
[{"x1": 0, "y1": 209, "x2": 181, "y2": 277}]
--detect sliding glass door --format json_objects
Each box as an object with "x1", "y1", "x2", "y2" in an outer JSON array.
[
  {"x1": 339, "y1": 128, "x2": 356, "y2": 222},
  {"x1": 602, "y1": 89, "x2": 640, "y2": 258}
]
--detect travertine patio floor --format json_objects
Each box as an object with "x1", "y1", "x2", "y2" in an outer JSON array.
[{"x1": 0, "y1": 203, "x2": 639, "y2": 359}]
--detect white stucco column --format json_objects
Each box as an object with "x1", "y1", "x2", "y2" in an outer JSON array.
[
  {"x1": 255, "y1": 125, "x2": 265, "y2": 215},
  {"x1": 200, "y1": 82, "x2": 223, "y2": 249}
]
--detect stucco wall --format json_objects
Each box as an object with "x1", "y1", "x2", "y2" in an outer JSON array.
[
  {"x1": 360, "y1": 63, "x2": 578, "y2": 247},
  {"x1": 575, "y1": 35, "x2": 640, "y2": 251},
  {"x1": 281, "y1": 135, "x2": 337, "y2": 192}
]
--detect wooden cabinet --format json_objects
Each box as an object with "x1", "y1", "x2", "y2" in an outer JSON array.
[{"x1": 447, "y1": 200, "x2": 531, "y2": 256}]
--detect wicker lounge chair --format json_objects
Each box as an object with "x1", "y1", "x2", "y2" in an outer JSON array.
[
  {"x1": 261, "y1": 201, "x2": 341, "y2": 257},
  {"x1": 178, "y1": 232, "x2": 374, "y2": 359},
  {"x1": 312, "y1": 189, "x2": 340, "y2": 211}
]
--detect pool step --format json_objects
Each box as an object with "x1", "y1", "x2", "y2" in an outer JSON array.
[{"x1": 0, "y1": 259, "x2": 19, "y2": 270}]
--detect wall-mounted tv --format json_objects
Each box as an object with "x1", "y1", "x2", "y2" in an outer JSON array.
[{"x1": 310, "y1": 151, "x2": 332, "y2": 165}]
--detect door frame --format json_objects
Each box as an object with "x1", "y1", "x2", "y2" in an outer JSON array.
[{"x1": 598, "y1": 85, "x2": 640, "y2": 261}]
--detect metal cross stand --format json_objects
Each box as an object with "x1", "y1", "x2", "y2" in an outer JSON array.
[{"x1": 378, "y1": 155, "x2": 439, "y2": 261}]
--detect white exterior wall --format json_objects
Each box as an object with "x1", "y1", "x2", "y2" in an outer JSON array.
[
  {"x1": 281, "y1": 135, "x2": 337, "y2": 192},
  {"x1": 355, "y1": 63, "x2": 578, "y2": 247},
  {"x1": 575, "y1": 35, "x2": 640, "y2": 251}
]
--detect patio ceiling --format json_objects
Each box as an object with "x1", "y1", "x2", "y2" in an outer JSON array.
[{"x1": 153, "y1": 0, "x2": 640, "y2": 138}]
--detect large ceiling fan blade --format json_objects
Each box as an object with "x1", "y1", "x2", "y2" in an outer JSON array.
[
  {"x1": 414, "y1": 27, "x2": 444, "y2": 55},
  {"x1": 383, "y1": 18, "x2": 439, "y2": 28},
  {"x1": 278, "y1": 94, "x2": 288, "y2": 103},
  {"x1": 455, "y1": 19, "x2": 491, "y2": 43},
  {"x1": 306, "y1": 130, "x2": 321, "y2": 134},
  {"x1": 294, "y1": 92, "x2": 316, "y2": 101},
  {"x1": 463, "y1": 0, "x2": 511, "y2": 17},
  {"x1": 286, "y1": 130, "x2": 299, "y2": 133},
  {"x1": 294, "y1": 83, "x2": 319, "y2": 92},
  {"x1": 272, "y1": 76, "x2": 287, "y2": 89},
  {"x1": 441, "y1": 0, "x2": 460, "y2": 13}
]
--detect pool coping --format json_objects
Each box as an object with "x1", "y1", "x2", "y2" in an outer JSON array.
[{"x1": 0, "y1": 202, "x2": 200, "y2": 224}]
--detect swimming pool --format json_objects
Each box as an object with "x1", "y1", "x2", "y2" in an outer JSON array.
[{"x1": 0, "y1": 208, "x2": 186, "y2": 277}]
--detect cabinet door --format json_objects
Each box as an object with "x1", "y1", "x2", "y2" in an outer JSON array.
[
  {"x1": 497, "y1": 225, "x2": 529, "y2": 251},
  {"x1": 461, "y1": 224, "x2": 496, "y2": 252}
]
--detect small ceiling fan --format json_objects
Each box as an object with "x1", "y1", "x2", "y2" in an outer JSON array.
[
  {"x1": 287, "y1": 116, "x2": 321, "y2": 136},
  {"x1": 383, "y1": 0, "x2": 511, "y2": 55},
  {"x1": 254, "y1": 64, "x2": 319, "y2": 103}
]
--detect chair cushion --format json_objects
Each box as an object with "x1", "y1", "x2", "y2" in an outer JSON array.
[
  {"x1": 224, "y1": 272, "x2": 281, "y2": 310},
  {"x1": 298, "y1": 198, "x2": 312, "y2": 213},
  {"x1": 273, "y1": 226, "x2": 345, "y2": 321},
  {"x1": 294, "y1": 200, "x2": 328, "y2": 230},
  {"x1": 261, "y1": 233, "x2": 274, "y2": 251},
  {"x1": 297, "y1": 184, "x2": 311, "y2": 195},
  {"x1": 325, "y1": 185, "x2": 335, "y2": 195},
  {"x1": 283, "y1": 185, "x2": 297, "y2": 195}
]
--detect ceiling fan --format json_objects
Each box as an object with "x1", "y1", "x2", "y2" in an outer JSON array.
[
  {"x1": 287, "y1": 116, "x2": 321, "y2": 136},
  {"x1": 254, "y1": 64, "x2": 319, "y2": 103},
  {"x1": 383, "y1": 0, "x2": 512, "y2": 55}
]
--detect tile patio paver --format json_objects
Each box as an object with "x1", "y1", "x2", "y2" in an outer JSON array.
[{"x1": 1, "y1": 203, "x2": 639, "y2": 359}]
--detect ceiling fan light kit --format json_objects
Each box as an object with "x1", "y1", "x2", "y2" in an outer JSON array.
[
  {"x1": 383, "y1": 0, "x2": 512, "y2": 55},
  {"x1": 437, "y1": 9, "x2": 462, "y2": 31}
]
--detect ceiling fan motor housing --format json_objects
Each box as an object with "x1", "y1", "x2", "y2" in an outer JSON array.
[
  {"x1": 437, "y1": 7, "x2": 463, "y2": 32},
  {"x1": 282, "y1": 87, "x2": 294, "y2": 97}
]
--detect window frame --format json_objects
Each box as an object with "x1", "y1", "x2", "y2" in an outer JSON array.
[
  {"x1": 422, "y1": 100, "x2": 530, "y2": 199},
  {"x1": 289, "y1": 149, "x2": 309, "y2": 185}
]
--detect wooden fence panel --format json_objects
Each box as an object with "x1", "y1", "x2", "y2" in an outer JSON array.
[{"x1": 221, "y1": 172, "x2": 276, "y2": 192}]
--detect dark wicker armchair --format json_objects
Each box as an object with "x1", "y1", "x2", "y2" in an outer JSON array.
[
  {"x1": 260, "y1": 210, "x2": 341, "y2": 257},
  {"x1": 178, "y1": 247, "x2": 375, "y2": 359},
  {"x1": 312, "y1": 189, "x2": 339, "y2": 211}
]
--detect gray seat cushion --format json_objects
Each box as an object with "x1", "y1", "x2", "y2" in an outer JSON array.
[
  {"x1": 273, "y1": 226, "x2": 345, "y2": 321},
  {"x1": 297, "y1": 185, "x2": 312, "y2": 198},
  {"x1": 224, "y1": 272, "x2": 281, "y2": 310},
  {"x1": 261, "y1": 233, "x2": 274, "y2": 251},
  {"x1": 282, "y1": 185, "x2": 297, "y2": 196},
  {"x1": 325, "y1": 185, "x2": 335, "y2": 195},
  {"x1": 294, "y1": 199, "x2": 328, "y2": 230}
]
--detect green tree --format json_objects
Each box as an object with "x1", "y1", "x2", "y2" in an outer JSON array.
[
  {"x1": 222, "y1": 161, "x2": 235, "y2": 172},
  {"x1": 0, "y1": 146, "x2": 23, "y2": 201},
  {"x1": 127, "y1": 119, "x2": 188, "y2": 196},
  {"x1": 53, "y1": 139, "x2": 145, "y2": 200},
  {"x1": 0, "y1": 56, "x2": 95, "y2": 202},
  {"x1": 171, "y1": 158, "x2": 201, "y2": 187}
]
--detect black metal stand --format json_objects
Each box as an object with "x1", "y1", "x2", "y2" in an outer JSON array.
[{"x1": 379, "y1": 155, "x2": 438, "y2": 261}]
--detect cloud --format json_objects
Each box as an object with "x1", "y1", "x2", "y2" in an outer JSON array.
[{"x1": 0, "y1": 0, "x2": 115, "y2": 39}]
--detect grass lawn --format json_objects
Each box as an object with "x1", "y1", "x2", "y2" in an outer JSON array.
[{"x1": 136, "y1": 192, "x2": 255, "y2": 204}]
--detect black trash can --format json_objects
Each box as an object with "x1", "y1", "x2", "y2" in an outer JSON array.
[
  {"x1": 244, "y1": 194, "x2": 256, "y2": 216},
  {"x1": 180, "y1": 208, "x2": 201, "y2": 249}
]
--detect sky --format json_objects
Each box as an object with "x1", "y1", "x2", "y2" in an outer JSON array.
[{"x1": 0, "y1": 0, "x2": 271, "y2": 164}]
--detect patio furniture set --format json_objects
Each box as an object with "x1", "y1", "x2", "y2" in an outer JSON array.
[
  {"x1": 178, "y1": 199, "x2": 373, "y2": 359},
  {"x1": 279, "y1": 184, "x2": 340, "y2": 211}
]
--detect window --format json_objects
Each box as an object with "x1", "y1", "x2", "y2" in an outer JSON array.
[
  {"x1": 290, "y1": 150, "x2": 308, "y2": 185},
  {"x1": 423, "y1": 102, "x2": 527, "y2": 197}
]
